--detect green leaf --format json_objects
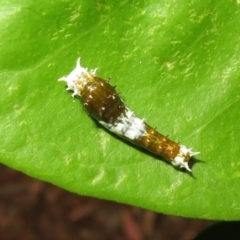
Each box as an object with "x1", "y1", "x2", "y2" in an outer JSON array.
[{"x1": 1, "y1": 0, "x2": 240, "y2": 220}]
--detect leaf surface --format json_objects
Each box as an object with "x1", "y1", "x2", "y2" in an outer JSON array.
[{"x1": 1, "y1": 0, "x2": 240, "y2": 220}]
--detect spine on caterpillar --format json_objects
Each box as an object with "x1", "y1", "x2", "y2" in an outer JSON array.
[{"x1": 59, "y1": 58, "x2": 199, "y2": 171}]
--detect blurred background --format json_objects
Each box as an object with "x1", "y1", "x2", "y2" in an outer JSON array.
[{"x1": 0, "y1": 163, "x2": 215, "y2": 240}]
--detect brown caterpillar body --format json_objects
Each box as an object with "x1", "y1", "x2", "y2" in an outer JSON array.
[{"x1": 59, "y1": 58, "x2": 199, "y2": 171}]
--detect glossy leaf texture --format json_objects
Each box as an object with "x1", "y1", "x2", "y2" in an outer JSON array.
[{"x1": 0, "y1": 0, "x2": 240, "y2": 220}]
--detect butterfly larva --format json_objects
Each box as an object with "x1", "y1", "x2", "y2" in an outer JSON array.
[{"x1": 58, "y1": 58, "x2": 199, "y2": 171}]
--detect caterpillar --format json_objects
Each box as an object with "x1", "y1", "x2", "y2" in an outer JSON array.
[{"x1": 58, "y1": 58, "x2": 199, "y2": 171}]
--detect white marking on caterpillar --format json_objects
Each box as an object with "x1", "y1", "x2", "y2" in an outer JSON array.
[
  {"x1": 59, "y1": 58, "x2": 199, "y2": 171},
  {"x1": 99, "y1": 107, "x2": 146, "y2": 140}
]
